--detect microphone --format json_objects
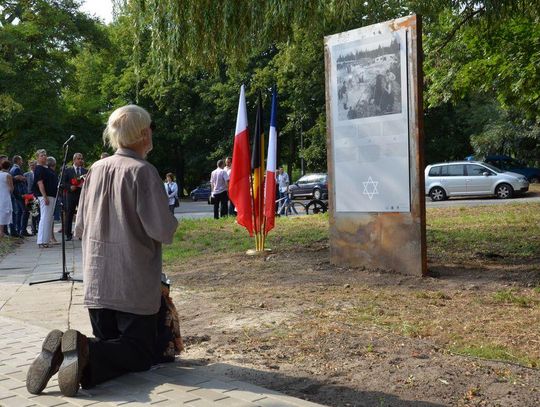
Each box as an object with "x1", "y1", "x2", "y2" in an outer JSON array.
[{"x1": 63, "y1": 135, "x2": 76, "y2": 147}]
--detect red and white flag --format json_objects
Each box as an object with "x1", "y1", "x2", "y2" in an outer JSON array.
[
  {"x1": 229, "y1": 85, "x2": 253, "y2": 236},
  {"x1": 264, "y1": 88, "x2": 278, "y2": 235}
]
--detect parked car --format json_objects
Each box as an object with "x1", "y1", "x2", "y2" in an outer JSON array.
[
  {"x1": 190, "y1": 182, "x2": 211, "y2": 201},
  {"x1": 289, "y1": 173, "x2": 328, "y2": 200},
  {"x1": 425, "y1": 161, "x2": 529, "y2": 201},
  {"x1": 483, "y1": 155, "x2": 540, "y2": 183}
]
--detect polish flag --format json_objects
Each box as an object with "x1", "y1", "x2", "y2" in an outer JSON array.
[
  {"x1": 229, "y1": 85, "x2": 253, "y2": 236},
  {"x1": 264, "y1": 88, "x2": 278, "y2": 235}
]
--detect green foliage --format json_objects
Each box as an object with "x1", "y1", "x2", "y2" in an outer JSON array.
[
  {"x1": 0, "y1": 0, "x2": 106, "y2": 159},
  {"x1": 425, "y1": 13, "x2": 540, "y2": 119},
  {"x1": 470, "y1": 110, "x2": 540, "y2": 162},
  {"x1": 2, "y1": 0, "x2": 540, "y2": 182}
]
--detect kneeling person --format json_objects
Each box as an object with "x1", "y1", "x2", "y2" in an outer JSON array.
[{"x1": 26, "y1": 105, "x2": 178, "y2": 396}]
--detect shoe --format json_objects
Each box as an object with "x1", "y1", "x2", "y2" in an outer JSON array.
[
  {"x1": 26, "y1": 329, "x2": 64, "y2": 394},
  {"x1": 22, "y1": 231, "x2": 32, "y2": 237},
  {"x1": 65, "y1": 235, "x2": 73, "y2": 241},
  {"x1": 58, "y1": 330, "x2": 89, "y2": 397}
]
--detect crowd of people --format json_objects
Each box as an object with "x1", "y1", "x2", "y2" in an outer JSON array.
[
  {"x1": 0, "y1": 147, "x2": 180, "y2": 246},
  {"x1": 0, "y1": 150, "x2": 90, "y2": 247}
]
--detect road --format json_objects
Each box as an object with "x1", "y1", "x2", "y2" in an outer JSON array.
[{"x1": 174, "y1": 199, "x2": 213, "y2": 219}]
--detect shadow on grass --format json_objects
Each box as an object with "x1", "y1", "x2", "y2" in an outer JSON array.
[{"x1": 427, "y1": 263, "x2": 540, "y2": 286}]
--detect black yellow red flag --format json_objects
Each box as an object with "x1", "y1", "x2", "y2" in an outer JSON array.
[{"x1": 251, "y1": 93, "x2": 265, "y2": 236}]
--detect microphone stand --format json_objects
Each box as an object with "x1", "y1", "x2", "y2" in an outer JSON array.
[{"x1": 30, "y1": 138, "x2": 82, "y2": 285}]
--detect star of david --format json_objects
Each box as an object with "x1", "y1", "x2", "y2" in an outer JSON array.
[{"x1": 362, "y1": 176, "x2": 379, "y2": 200}]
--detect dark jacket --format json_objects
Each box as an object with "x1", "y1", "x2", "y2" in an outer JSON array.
[{"x1": 62, "y1": 166, "x2": 88, "y2": 196}]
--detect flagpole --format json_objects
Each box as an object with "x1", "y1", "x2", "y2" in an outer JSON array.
[
  {"x1": 258, "y1": 168, "x2": 263, "y2": 251},
  {"x1": 248, "y1": 169, "x2": 259, "y2": 251},
  {"x1": 262, "y1": 213, "x2": 267, "y2": 248},
  {"x1": 261, "y1": 173, "x2": 267, "y2": 248}
]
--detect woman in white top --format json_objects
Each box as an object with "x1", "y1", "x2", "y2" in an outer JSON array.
[
  {"x1": 0, "y1": 160, "x2": 14, "y2": 239},
  {"x1": 164, "y1": 172, "x2": 178, "y2": 214}
]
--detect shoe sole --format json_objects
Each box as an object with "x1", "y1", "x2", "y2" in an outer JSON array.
[
  {"x1": 26, "y1": 329, "x2": 63, "y2": 394},
  {"x1": 58, "y1": 330, "x2": 82, "y2": 397}
]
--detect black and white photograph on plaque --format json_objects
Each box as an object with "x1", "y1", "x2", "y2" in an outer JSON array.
[{"x1": 335, "y1": 33, "x2": 402, "y2": 121}]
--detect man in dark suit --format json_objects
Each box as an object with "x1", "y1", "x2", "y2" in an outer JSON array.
[{"x1": 62, "y1": 153, "x2": 87, "y2": 240}]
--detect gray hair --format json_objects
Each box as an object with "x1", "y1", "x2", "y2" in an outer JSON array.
[
  {"x1": 46, "y1": 156, "x2": 56, "y2": 167},
  {"x1": 103, "y1": 105, "x2": 151, "y2": 150}
]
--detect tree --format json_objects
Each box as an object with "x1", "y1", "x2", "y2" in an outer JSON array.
[
  {"x1": 0, "y1": 0, "x2": 105, "y2": 159},
  {"x1": 119, "y1": 0, "x2": 539, "y2": 175}
]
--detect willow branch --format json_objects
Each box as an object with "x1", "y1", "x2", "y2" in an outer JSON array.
[{"x1": 434, "y1": 6, "x2": 486, "y2": 53}]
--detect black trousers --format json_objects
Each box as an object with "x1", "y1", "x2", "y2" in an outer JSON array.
[
  {"x1": 83, "y1": 309, "x2": 157, "y2": 388},
  {"x1": 228, "y1": 192, "x2": 236, "y2": 216},
  {"x1": 65, "y1": 193, "x2": 80, "y2": 238},
  {"x1": 213, "y1": 191, "x2": 228, "y2": 219}
]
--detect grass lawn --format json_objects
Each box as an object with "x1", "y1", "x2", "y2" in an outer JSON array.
[
  {"x1": 165, "y1": 202, "x2": 540, "y2": 264},
  {"x1": 164, "y1": 202, "x2": 540, "y2": 368}
]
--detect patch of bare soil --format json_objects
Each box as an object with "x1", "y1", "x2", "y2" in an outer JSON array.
[{"x1": 168, "y1": 244, "x2": 540, "y2": 406}]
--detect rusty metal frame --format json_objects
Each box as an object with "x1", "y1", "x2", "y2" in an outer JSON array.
[{"x1": 324, "y1": 15, "x2": 426, "y2": 276}]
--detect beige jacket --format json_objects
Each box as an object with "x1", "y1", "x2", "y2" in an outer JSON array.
[{"x1": 75, "y1": 148, "x2": 178, "y2": 315}]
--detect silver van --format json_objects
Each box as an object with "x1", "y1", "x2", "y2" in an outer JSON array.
[{"x1": 425, "y1": 161, "x2": 529, "y2": 201}]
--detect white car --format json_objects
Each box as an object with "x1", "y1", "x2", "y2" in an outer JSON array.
[{"x1": 425, "y1": 161, "x2": 529, "y2": 201}]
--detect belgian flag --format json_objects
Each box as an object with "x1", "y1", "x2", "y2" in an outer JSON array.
[{"x1": 251, "y1": 93, "x2": 265, "y2": 237}]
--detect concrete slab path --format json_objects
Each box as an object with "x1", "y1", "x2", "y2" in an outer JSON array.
[{"x1": 0, "y1": 236, "x2": 324, "y2": 406}]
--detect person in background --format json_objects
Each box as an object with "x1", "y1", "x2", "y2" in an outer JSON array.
[
  {"x1": 21, "y1": 161, "x2": 37, "y2": 236},
  {"x1": 33, "y1": 149, "x2": 57, "y2": 249},
  {"x1": 164, "y1": 172, "x2": 178, "y2": 214},
  {"x1": 0, "y1": 155, "x2": 8, "y2": 236},
  {"x1": 47, "y1": 157, "x2": 60, "y2": 245},
  {"x1": 9, "y1": 155, "x2": 26, "y2": 238},
  {"x1": 100, "y1": 152, "x2": 110, "y2": 159},
  {"x1": 0, "y1": 160, "x2": 13, "y2": 239},
  {"x1": 62, "y1": 153, "x2": 87, "y2": 241},
  {"x1": 26, "y1": 104, "x2": 178, "y2": 397},
  {"x1": 210, "y1": 159, "x2": 229, "y2": 219},
  {"x1": 276, "y1": 166, "x2": 290, "y2": 202},
  {"x1": 225, "y1": 156, "x2": 235, "y2": 216}
]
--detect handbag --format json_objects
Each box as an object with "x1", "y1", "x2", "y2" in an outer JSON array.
[{"x1": 174, "y1": 197, "x2": 179, "y2": 208}]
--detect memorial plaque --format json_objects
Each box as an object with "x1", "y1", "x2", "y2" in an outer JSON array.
[{"x1": 324, "y1": 15, "x2": 426, "y2": 276}]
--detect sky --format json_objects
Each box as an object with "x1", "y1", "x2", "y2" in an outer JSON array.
[{"x1": 80, "y1": 0, "x2": 113, "y2": 24}]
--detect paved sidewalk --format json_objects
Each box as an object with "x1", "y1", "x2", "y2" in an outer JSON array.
[{"x1": 0, "y1": 237, "x2": 324, "y2": 406}]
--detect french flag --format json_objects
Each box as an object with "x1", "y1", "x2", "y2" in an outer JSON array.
[
  {"x1": 264, "y1": 87, "x2": 278, "y2": 235},
  {"x1": 229, "y1": 85, "x2": 253, "y2": 236}
]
